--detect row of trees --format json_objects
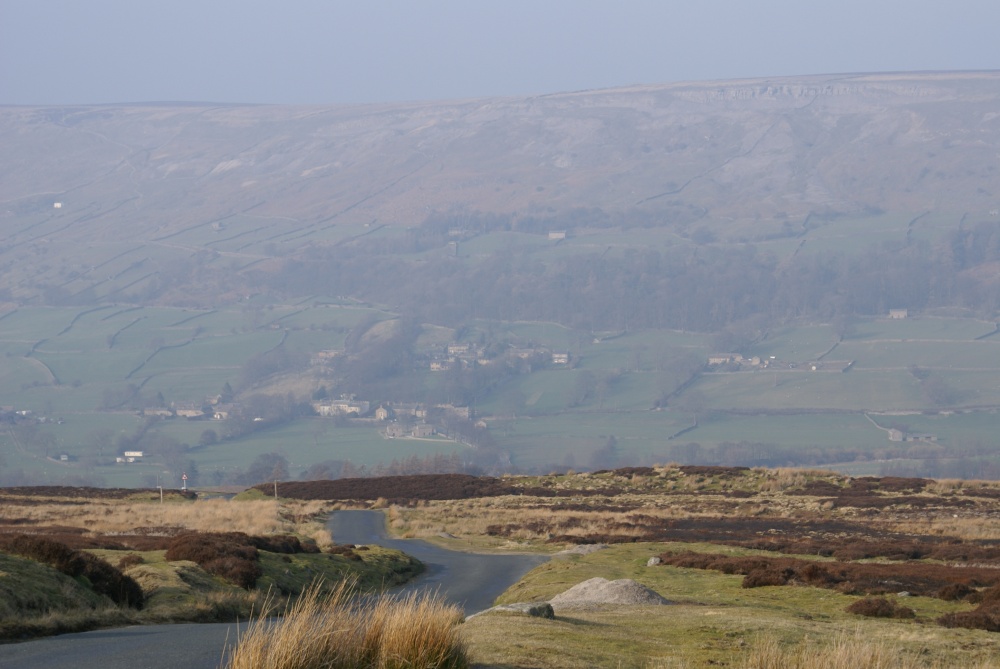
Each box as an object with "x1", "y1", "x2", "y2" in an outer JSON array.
[
  {"x1": 30, "y1": 209, "x2": 1000, "y2": 337},
  {"x1": 262, "y1": 220, "x2": 1000, "y2": 334}
]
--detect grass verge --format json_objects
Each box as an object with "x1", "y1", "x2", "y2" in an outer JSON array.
[{"x1": 462, "y1": 543, "x2": 1000, "y2": 668}]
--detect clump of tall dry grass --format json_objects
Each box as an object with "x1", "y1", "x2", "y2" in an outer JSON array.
[{"x1": 225, "y1": 580, "x2": 467, "y2": 669}]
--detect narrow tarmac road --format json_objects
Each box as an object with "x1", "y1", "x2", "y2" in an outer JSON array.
[
  {"x1": 0, "y1": 510, "x2": 547, "y2": 669},
  {"x1": 329, "y1": 509, "x2": 548, "y2": 614}
]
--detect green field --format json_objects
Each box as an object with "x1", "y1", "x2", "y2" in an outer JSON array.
[
  {"x1": 3, "y1": 308, "x2": 1000, "y2": 484},
  {"x1": 838, "y1": 339, "x2": 1000, "y2": 369},
  {"x1": 693, "y1": 369, "x2": 924, "y2": 411},
  {"x1": 677, "y1": 413, "x2": 888, "y2": 451},
  {"x1": 747, "y1": 324, "x2": 839, "y2": 360}
]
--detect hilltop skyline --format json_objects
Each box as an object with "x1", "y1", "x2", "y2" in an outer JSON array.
[{"x1": 2, "y1": 0, "x2": 999, "y2": 106}]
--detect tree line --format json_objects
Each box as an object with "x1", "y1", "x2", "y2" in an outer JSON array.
[{"x1": 261, "y1": 217, "x2": 1000, "y2": 334}]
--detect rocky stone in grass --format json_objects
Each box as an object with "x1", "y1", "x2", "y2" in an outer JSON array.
[
  {"x1": 549, "y1": 577, "x2": 671, "y2": 610},
  {"x1": 646, "y1": 556, "x2": 662, "y2": 566},
  {"x1": 468, "y1": 602, "x2": 555, "y2": 619},
  {"x1": 555, "y1": 544, "x2": 609, "y2": 556}
]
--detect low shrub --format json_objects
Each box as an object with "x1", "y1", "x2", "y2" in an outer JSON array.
[
  {"x1": 0, "y1": 534, "x2": 143, "y2": 608},
  {"x1": 742, "y1": 568, "x2": 789, "y2": 588},
  {"x1": 327, "y1": 544, "x2": 363, "y2": 561},
  {"x1": 938, "y1": 586, "x2": 1000, "y2": 631},
  {"x1": 657, "y1": 550, "x2": 1000, "y2": 600},
  {"x1": 163, "y1": 531, "x2": 320, "y2": 588},
  {"x1": 202, "y1": 557, "x2": 263, "y2": 590},
  {"x1": 0, "y1": 535, "x2": 85, "y2": 576},
  {"x1": 845, "y1": 596, "x2": 915, "y2": 619},
  {"x1": 937, "y1": 583, "x2": 974, "y2": 601},
  {"x1": 165, "y1": 533, "x2": 261, "y2": 589},
  {"x1": 798, "y1": 562, "x2": 836, "y2": 585},
  {"x1": 249, "y1": 534, "x2": 319, "y2": 554},
  {"x1": 980, "y1": 584, "x2": 1000, "y2": 603},
  {"x1": 77, "y1": 552, "x2": 145, "y2": 608},
  {"x1": 117, "y1": 553, "x2": 144, "y2": 570},
  {"x1": 938, "y1": 608, "x2": 1000, "y2": 632}
]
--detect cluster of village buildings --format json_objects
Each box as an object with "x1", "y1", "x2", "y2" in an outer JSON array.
[
  {"x1": 312, "y1": 343, "x2": 571, "y2": 373},
  {"x1": 706, "y1": 353, "x2": 853, "y2": 373},
  {"x1": 426, "y1": 343, "x2": 569, "y2": 371},
  {"x1": 311, "y1": 398, "x2": 477, "y2": 439},
  {"x1": 142, "y1": 400, "x2": 235, "y2": 420}
]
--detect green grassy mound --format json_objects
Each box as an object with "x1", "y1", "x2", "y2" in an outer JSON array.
[{"x1": 0, "y1": 541, "x2": 422, "y2": 641}]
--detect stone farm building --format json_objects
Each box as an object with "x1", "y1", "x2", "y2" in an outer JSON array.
[{"x1": 313, "y1": 399, "x2": 370, "y2": 416}]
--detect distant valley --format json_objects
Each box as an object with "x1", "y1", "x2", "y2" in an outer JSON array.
[{"x1": 1, "y1": 71, "x2": 1000, "y2": 486}]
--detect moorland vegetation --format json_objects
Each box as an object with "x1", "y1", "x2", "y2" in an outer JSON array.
[
  {"x1": 0, "y1": 487, "x2": 420, "y2": 640},
  {"x1": 5, "y1": 466, "x2": 1000, "y2": 665},
  {"x1": 296, "y1": 467, "x2": 1000, "y2": 666}
]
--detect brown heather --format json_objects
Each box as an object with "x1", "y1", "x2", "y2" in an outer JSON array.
[
  {"x1": 0, "y1": 534, "x2": 144, "y2": 608},
  {"x1": 368, "y1": 468, "x2": 1000, "y2": 553},
  {"x1": 0, "y1": 496, "x2": 335, "y2": 549}
]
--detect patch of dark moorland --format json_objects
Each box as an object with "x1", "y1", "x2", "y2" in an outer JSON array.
[
  {"x1": 523, "y1": 502, "x2": 643, "y2": 513},
  {"x1": 265, "y1": 475, "x2": 516, "y2": 501},
  {"x1": 592, "y1": 466, "x2": 659, "y2": 478},
  {"x1": 553, "y1": 515, "x2": 905, "y2": 545},
  {"x1": 782, "y1": 476, "x2": 974, "y2": 509},
  {"x1": 676, "y1": 465, "x2": 751, "y2": 478},
  {"x1": 0, "y1": 497, "x2": 90, "y2": 507},
  {"x1": 265, "y1": 474, "x2": 623, "y2": 501},
  {"x1": 845, "y1": 596, "x2": 915, "y2": 619},
  {"x1": 164, "y1": 531, "x2": 321, "y2": 588},
  {"x1": 0, "y1": 524, "x2": 326, "y2": 587},
  {"x1": 0, "y1": 524, "x2": 88, "y2": 535},
  {"x1": 823, "y1": 494, "x2": 975, "y2": 509},
  {"x1": 939, "y1": 585, "x2": 1000, "y2": 632},
  {"x1": 0, "y1": 524, "x2": 193, "y2": 552},
  {"x1": 0, "y1": 486, "x2": 196, "y2": 500},
  {"x1": 657, "y1": 550, "x2": 1000, "y2": 600},
  {"x1": 0, "y1": 526, "x2": 175, "y2": 553},
  {"x1": 963, "y1": 487, "x2": 1000, "y2": 499},
  {"x1": 488, "y1": 514, "x2": 1000, "y2": 563},
  {"x1": 0, "y1": 534, "x2": 144, "y2": 608},
  {"x1": 787, "y1": 476, "x2": 931, "y2": 497},
  {"x1": 490, "y1": 515, "x2": 862, "y2": 544},
  {"x1": 736, "y1": 536, "x2": 1000, "y2": 563}
]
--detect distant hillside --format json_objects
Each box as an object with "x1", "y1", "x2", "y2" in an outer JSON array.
[{"x1": 2, "y1": 71, "x2": 999, "y2": 307}]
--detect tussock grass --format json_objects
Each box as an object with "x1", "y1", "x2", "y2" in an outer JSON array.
[
  {"x1": 735, "y1": 632, "x2": 999, "y2": 669},
  {"x1": 225, "y1": 580, "x2": 467, "y2": 669}
]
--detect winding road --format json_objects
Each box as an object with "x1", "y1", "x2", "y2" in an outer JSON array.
[
  {"x1": 329, "y1": 510, "x2": 548, "y2": 613},
  {"x1": 0, "y1": 510, "x2": 547, "y2": 669}
]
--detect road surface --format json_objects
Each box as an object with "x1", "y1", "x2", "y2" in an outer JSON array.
[
  {"x1": 329, "y1": 509, "x2": 548, "y2": 613},
  {"x1": 1, "y1": 510, "x2": 547, "y2": 669}
]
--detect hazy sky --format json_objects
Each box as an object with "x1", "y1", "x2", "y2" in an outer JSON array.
[{"x1": 1, "y1": 0, "x2": 998, "y2": 105}]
